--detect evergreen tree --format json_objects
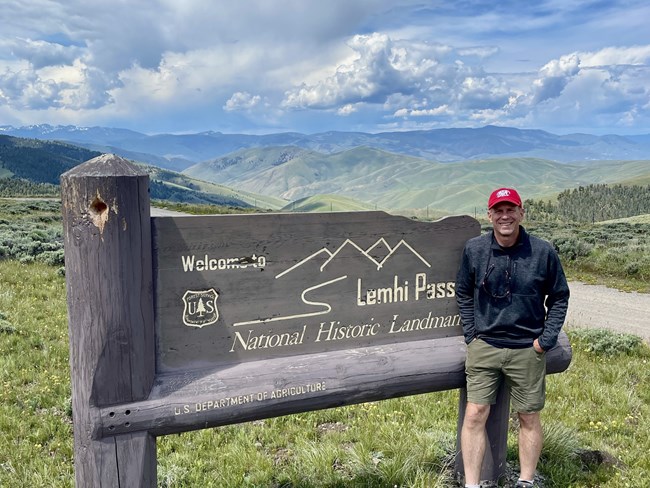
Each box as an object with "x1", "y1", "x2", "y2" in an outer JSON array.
[{"x1": 527, "y1": 184, "x2": 650, "y2": 223}]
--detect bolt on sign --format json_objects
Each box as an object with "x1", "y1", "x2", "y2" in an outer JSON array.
[{"x1": 153, "y1": 211, "x2": 478, "y2": 373}]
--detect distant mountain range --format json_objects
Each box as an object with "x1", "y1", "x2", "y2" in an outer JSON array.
[
  {"x1": 2, "y1": 124, "x2": 650, "y2": 171},
  {"x1": 1, "y1": 124, "x2": 650, "y2": 215}
]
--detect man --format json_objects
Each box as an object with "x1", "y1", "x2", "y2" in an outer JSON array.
[{"x1": 455, "y1": 188, "x2": 570, "y2": 488}]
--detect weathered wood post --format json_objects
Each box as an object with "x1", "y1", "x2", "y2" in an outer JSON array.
[
  {"x1": 61, "y1": 154, "x2": 156, "y2": 487},
  {"x1": 455, "y1": 383, "x2": 511, "y2": 482}
]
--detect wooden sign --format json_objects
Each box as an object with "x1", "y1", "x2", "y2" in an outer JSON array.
[
  {"x1": 61, "y1": 155, "x2": 571, "y2": 487},
  {"x1": 153, "y1": 212, "x2": 478, "y2": 373}
]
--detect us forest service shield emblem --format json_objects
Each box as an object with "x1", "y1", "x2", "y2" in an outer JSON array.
[{"x1": 182, "y1": 289, "x2": 219, "y2": 328}]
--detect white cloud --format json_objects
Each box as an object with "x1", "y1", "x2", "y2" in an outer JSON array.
[
  {"x1": 224, "y1": 92, "x2": 262, "y2": 112},
  {"x1": 282, "y1": 33, "x2": 457, "y2": 109},
  {"x1": 394, "y1": 104, "x2": 450, "y2": 117},
  {"x1": 458, "y1": 74, "x2": 511, "y2": 110},
  {"x1": 579, "y1": 45, "x2": 650, "y2": 67},
  {"x1": 1, "y1": 1, "x2": 381, "y2": 112},
  {"x1": 531, "y1": 53, "x2": 581, "y2": 104},
  {"x1": 0, "y1": 56, "x2": 115, "y2": 111},
  {"x1": 457, "y1": 46, "x2": 500, "y2": 58},
  {"x1": 475, "y1": 45, "x2": 650, "y2": 132},
  {"x1": 281, "y1": 31, "x2": 516, "y2": 127},
  {"x1": 337, "y1": 103, "x2": 359, "y2": 116}
]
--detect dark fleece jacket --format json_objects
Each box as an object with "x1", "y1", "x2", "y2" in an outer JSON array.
[{"x1": 455, "y1": 226, "x2": 570, "y2": 350}]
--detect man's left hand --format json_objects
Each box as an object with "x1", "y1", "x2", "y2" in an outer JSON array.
[{"x1": 533, "y1": 338, "x2": 545, "y2": 353}]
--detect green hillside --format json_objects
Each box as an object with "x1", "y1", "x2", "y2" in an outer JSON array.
[
  {"x1": 617, "y1": 172, "x2": 650, "y2": 186},
  {"x1": 0, "y1": 135, "x2": 281, "y2": 209},
  {"x1": 0, "y1": 134, "x2": 101, "y2": 184},
  {"x1": 331, "y1": 156, "x2": 650, "y2": 213},
  {"x1": 145, "y1": 166, "x2": 286, "y2": 210},
  {"x1": 185, "y1": 145, "x2": 445, "y2": 202},
  {"x1": 283, "y1": 194, "x2": 379, "y2": 212},
  {"x1": 598, "y1": 214, "x2": 650, "y2": 224},
  {"x1": 187, "y1": 145, "x2": 650, "y2": 213}
]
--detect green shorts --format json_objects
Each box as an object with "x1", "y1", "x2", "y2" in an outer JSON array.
[{"x1": 465, "y1": 338, "x2": 547, "y2": 413}]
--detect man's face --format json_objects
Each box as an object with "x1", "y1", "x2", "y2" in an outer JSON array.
[{"x1": 488, "y1": 202, "x2": 525, "y2": 240}]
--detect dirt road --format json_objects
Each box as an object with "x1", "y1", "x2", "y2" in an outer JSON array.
[
  {"x1": 150, "y1": 207, "x2": 189, "y2": 217},
  {"x1": 566, "y1": 281, "x2": 650, "y2": 343}
]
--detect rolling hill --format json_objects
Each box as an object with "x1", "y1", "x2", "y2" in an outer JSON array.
[
  {"x1": 184, "y1": 145, "x2": 650, "y2": 213},
  {"x1": 283, "y1": 194, "x2": 379, "y2": 213}
]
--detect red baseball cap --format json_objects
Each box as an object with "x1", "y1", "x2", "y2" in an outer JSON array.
[{"x1": 488, "y1": 187, "x2": 522, "y2": 209}]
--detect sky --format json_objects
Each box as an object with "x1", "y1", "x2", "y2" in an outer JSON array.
[{"x1": 1, "y1": 0, "x2": 650, "y2": 135}]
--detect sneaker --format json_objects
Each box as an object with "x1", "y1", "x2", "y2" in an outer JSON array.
[{"x1": 515, "y1": 481, "x2": 534, "y2": 488}]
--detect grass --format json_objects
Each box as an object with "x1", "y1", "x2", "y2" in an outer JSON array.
[
  {"x1": 151, "y1": 199, "x2": 272, "y2": 215},
  {"x1": 535, "y1": 326, "x2": 649, "y2": 487},
  {"x1": 0, "y1": 261, "x2": 72, "y2": 487},
  {"x1": 0, "y1": 259, "x2": 649, "y2": 487}
]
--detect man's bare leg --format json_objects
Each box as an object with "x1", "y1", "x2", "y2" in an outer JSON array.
[
  {"x1": 461, "y1": 402, "x2": 491, "y2": 485},
  {"x1": 518, "y1": 411, "x2": 543, "y2": 481}
]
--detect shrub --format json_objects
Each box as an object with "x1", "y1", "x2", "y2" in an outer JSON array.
[
  {"x1": 569, "y1": 328, "x2": 643, "y2": 356},
  {"x1": 624, "y1": 261, "x2": 640, "y2": 276},
  {"x1": 551, "y1": 236, "x2": 593, "y2": 261},
  {"x1": 38, "y1": 249, "x2": 65, "y2": 266},
  {"x1": 0, "y1": 199, "x2": 64, "y2": 266}
]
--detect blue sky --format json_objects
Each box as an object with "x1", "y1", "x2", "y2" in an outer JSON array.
[{"x1": 1, "y1": 0, "x2": 649, "y2": 135}]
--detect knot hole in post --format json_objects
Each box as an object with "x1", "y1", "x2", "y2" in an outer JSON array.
[{"x1": 89, "y1": 197, "x2": 110, "y2": 233}]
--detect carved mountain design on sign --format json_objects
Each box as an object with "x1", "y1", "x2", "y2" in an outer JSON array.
[
  {"x1": 366, "y1": 238, "x2": 392, "y2": 264},
  {"x1": 275, "y1": 238, "x2": 431, "y2": 280}
]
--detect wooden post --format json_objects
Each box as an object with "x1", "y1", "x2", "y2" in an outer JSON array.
[
  {"x1": 61, "y1": 154, "x2": 156, "y2": 487},
  {"x1": 455, "y1": 384, "x2": 511, "y2": 484}
]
